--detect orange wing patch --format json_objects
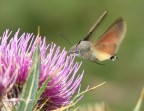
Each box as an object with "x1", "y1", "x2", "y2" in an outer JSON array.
[
  {"x1": 94, "y1": 18, "x2": 126, "y2": 55},
  {"x1": 94, "y1": 30, "x2": 118, "y2": 55}
]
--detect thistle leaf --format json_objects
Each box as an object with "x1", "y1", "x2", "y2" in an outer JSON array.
[
  {"x1": 34, "y1": 75, "x2": 52, "y2": 105},
  {"x1": 16, "y1": 44, "x2": 41, "y2": 111}
]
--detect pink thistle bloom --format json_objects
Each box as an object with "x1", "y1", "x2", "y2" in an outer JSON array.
[{"x1": 0, "y1": 29, "x2": 84, "y2": 110}]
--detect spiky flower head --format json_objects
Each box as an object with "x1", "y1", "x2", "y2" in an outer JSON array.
[{"x1": 0, "y1": 29, "x2": 84, "y2": 110}]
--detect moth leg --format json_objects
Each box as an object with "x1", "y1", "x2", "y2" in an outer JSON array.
[
  {"x1": 88, "y1": 59, "x2": 105, "y2": 65},
  {"x1": 94, "y1": 61, "x2": 105, "y2": 65}
]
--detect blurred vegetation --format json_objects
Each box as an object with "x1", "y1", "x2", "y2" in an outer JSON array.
[{"x1": 0, "y1": 0, "x2": 144, "y2": 111}]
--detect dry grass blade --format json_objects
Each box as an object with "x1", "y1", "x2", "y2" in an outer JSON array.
[
  {"x1": 73, "y1": 82, "x2": 106, "y2": 102},
  {"x1": 133, "y1": 87, "x2": 144, "y2": 111}
]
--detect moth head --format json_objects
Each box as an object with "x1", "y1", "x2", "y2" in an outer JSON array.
[{"x1": 68, "y1": 41, "x2": 92, "y2": 56}]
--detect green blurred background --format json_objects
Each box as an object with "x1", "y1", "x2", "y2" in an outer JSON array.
[{"x1": 0, "y1": 0, "x2": 143, "y2": 110}]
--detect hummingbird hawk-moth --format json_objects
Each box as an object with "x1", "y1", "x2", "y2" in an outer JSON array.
[{"x1": 68, "y1": 11, "x2": 126, "y2": 63}]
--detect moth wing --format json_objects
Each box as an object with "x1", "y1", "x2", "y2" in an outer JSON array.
[
  {"x1": 93, "y1": 17, "x2": 126, "y2": 56},
  {"x1": 83, "y1": 10, "x2": 107, "y2": 41}
]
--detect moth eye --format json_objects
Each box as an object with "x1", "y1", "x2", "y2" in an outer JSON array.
[{"x1": 75, "y1": 50, "x2": 80, "y2": 54}]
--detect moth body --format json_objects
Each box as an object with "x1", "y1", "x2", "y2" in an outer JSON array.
[{"x1": 68, "y1": 11, "x2": 126, "y2": 63}]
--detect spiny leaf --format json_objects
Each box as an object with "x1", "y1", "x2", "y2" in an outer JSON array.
[
  {"x1": 16, "y1": 44, "x2": 41, "y2": 111},
  {"x1": 35, "y1": 75, "x2": 52, "y2": 103}
]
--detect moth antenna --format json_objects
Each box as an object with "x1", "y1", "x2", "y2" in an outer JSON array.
[{"x1": 59, "y1": 32, "x2": 73, "y2": 46}]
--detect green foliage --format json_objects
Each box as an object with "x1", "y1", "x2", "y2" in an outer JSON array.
[
  {"x1": 15, "y1": 44, "x2": 41, "y2": 111},
  {"x1": 34, "y1": 74, "x2": 53, "y2": 107}
]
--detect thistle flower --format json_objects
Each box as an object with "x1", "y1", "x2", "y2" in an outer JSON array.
[
  {"x1": 0, "y1": 29, "x2": 84, "y2": 110},
  {"x1": 0, "y1": 53, "x2": 19, "y2": 102}
]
